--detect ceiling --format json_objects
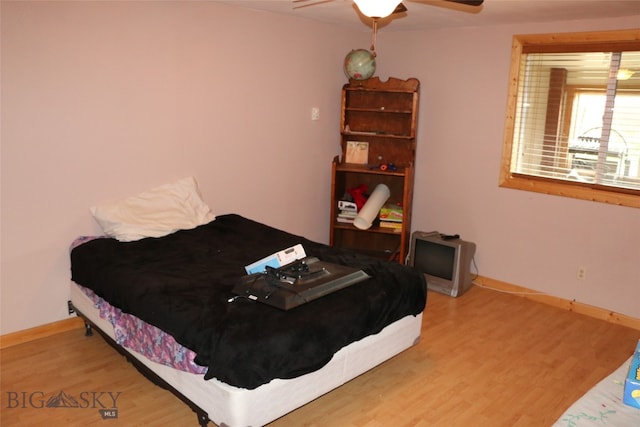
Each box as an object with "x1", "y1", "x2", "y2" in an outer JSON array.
[{"x1": 218, "y1": 0, "x2": 640, "y2": 32}]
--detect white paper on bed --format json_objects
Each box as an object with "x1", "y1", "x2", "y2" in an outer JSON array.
[
  {"x1": 244, "y1": 244, "x2": 306, "y2": 274},
  {"x1": 553, "y1": 357, "x2": 640, "y2": 427}
]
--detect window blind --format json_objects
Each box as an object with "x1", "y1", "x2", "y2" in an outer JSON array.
[{"x1": 511, "y1": 50, "x2": 640, "y2": 192}]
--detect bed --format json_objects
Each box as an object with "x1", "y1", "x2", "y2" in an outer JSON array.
[{"x1": 68, "y1": 178, "x2": 427, "y2": 426}]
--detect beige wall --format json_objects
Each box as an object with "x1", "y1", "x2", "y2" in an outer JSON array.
[
  {"x1": 2, "y1": 1, "x2": 639, "y2": 334},
  {"x1": 375, "y1": 19, "x2": 640, "y2": 318},
  {"x1": 1, "y1": 1, "x2": 356, "y2": 334}
]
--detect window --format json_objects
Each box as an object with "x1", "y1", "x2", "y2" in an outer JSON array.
[{"x1": 500, "y1": 30, "x2": 640, "y2": 208}]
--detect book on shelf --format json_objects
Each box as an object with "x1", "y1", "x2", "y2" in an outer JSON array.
[
  {"x1": 336, "y1": 200, "x2": 358, "y2": 224},
  {"x1": 338, "y1": 211, "x2": 357, "y2": 218},
  {"x1": 337, "y1": 211, "x2": 357, "y2": 223},
  {"x1": 379, "y1": 221, "x2": 403, "y2": 231},
  {"x1": 337, "y1": 216, "x2": 355, "y2": 224},
  {"x1": 379, "y1": 204, "x2": 403, "y2": 223}
]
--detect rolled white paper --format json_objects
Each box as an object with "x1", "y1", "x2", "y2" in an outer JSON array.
[{"x1": 353, "y1": 184, "x2": 390, "y2": 230}]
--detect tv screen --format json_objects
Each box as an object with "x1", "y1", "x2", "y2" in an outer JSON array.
[
  {"x1": 414, "y1": 239, "x2": 455, "y2": 281},
  {"x1": 408, "y1": 231, "x2": 476, "y2": 298}
]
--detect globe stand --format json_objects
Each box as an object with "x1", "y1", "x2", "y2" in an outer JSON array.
[{"x1": 370, "y1": 19, "x2": 379, "y2": 57}]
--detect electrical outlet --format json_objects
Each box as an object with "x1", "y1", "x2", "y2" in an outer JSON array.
[
  {"x1": 577, "y1": 267, "x2": 586, "y2": 280},
  {"x1": 311, "y1": 107, "x2": 320, "y2": 121},
  {"x1": 67, "y1": 300, "x2": 75, "y2": 315}
]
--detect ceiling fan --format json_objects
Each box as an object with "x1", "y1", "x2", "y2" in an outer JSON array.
[
  {"x1": 293, "y1": 0, "x2": 484, "y2": 55},
  {"x1": 293, "y1": 0, "x2": 484, "y2": 20}
]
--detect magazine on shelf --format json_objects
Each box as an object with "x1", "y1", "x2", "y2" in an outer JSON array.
[{"x1": 379, "y1": 203, "x2": 403, "y2": 223}]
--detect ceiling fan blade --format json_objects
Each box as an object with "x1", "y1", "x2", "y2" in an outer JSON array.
[
  {"x1": 292, "y1": 0, "x2": 336, "y2": 9},
  {"x1": 444, "y1": 0, "x2": 484, "y2": 6},
  {"x1": 393, "y1": 2, "x2": 408, "y2": 14},
  {"x1": 292, "y1": 0, "x2": 482, "y2": 16}
]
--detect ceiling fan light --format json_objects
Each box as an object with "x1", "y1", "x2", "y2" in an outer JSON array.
[
  {"x1": 617, "y1": 69, "x2": 634, "y2": 80},
  {"x1": 353, "y1": 0, "x2": 402, "y2": 18}
]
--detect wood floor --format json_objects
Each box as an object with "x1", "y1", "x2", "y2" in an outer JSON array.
[{"x1": 2, "y1": 285, "x2": 639, "y2": 426}]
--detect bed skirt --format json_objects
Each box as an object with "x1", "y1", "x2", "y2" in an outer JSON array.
[{"x1": 70, "y1": 281, "x2": 423, "y2": 426}]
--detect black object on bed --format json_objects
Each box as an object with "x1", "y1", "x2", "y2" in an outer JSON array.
[
  {"x1": 70, "y1": 214, "x2": 427, "y2": 390},
  {"x1": 232, "y1": 257, "x2": 371, "y2": 310}
]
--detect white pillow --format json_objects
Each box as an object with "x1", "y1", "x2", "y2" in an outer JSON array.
[{"x1": 90, "y1": 176, "x2": 216, "y2": 242}]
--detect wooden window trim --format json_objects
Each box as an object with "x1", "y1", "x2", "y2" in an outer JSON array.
[{"x1": 499, "y1": 29, "x2": 640, "y2": 209}]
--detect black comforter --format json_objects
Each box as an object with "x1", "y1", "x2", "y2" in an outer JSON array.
[{"x1": 70, "y1": 214, "x2": 427, "y2": 389}]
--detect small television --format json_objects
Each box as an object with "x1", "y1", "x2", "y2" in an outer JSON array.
[{"x1": 407, "y1": 231, "x2": 476, "y2": 297}]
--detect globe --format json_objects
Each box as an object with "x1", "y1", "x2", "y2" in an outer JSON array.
[{"x1": 344, "y1": 49, "x2": 376, "y2": 81}]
